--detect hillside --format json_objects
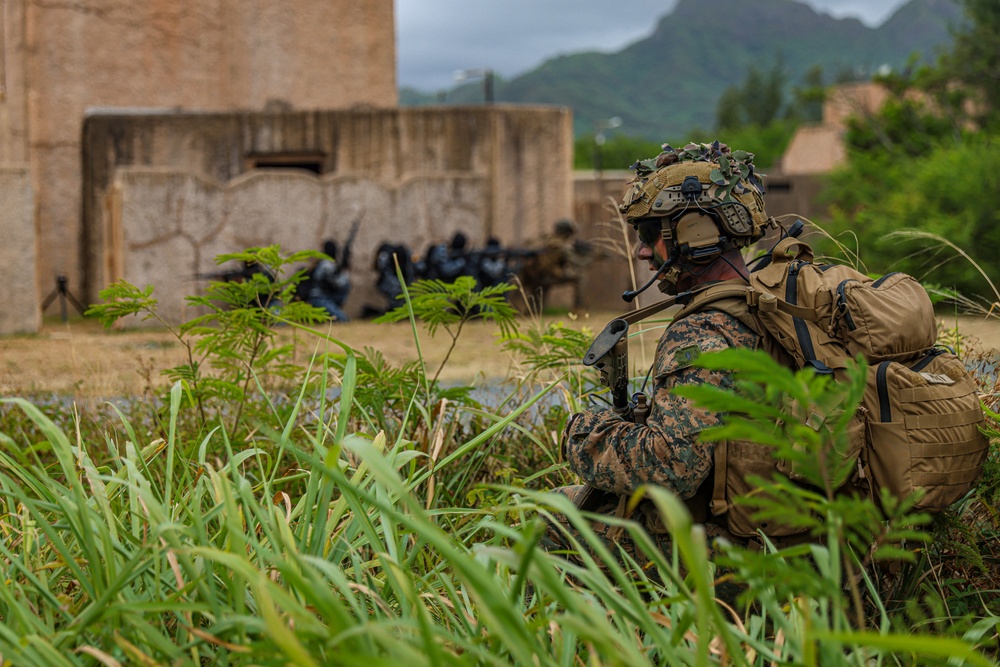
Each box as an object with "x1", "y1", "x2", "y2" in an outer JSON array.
[{"x1": 400, "y1": 0, "x2": 963, "y2": 139}]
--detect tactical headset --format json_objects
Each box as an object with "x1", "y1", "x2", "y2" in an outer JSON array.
[{"x1": 619, "y1": 154, "x2": 771, "y2": 301}]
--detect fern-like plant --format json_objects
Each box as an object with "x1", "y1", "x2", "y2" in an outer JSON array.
[{"x1": 87, "y1": 246, "x2": 330, "y2": 435}]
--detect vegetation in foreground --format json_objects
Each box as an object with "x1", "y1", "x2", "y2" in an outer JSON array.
[{"x1": 0, "y1": 243, "x2": 997, "y2": 666}]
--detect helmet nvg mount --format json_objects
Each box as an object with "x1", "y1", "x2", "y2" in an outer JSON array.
[{"x1": 620, "y1": 142, "x2": 771, "y2": 272}]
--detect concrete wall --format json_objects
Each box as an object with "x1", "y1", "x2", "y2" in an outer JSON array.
[
  {"x1": 0, "y1": 166, "x2": 38, "y2": 333},
  {"x1": 109, "y1": 168, "x2": 488, "y2": 323},
  {"x1": 0, "y1": 0, "x2": 396, "y2": 323},
  {"x1": 572, "y1": 173, "x2": 633, "y2": 310},
  {"x1": 88, "y1": 106, "x2": 574, "y2": 321}
]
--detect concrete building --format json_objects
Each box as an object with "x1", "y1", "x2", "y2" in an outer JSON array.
[
  {"x1": 0, "y1": 0, "x2": 574, "y2": 330},
  {"x1": 780, "y1": 82, "x2": 891, "y2": 175},
  {"x1": 88, "y1": 106, "x2": 571, "y2": 322}
]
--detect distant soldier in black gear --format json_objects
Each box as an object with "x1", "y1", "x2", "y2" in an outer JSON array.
[
  {"x1": 302, "y1": 239, "x2": 351, "y2": 321},
  {"x1": 471, "y1": 237, "x2": 513, "y2": 289},
  {"x1": 372, "y1": 242, "x2": 417, "y2": 315},
  {"x1": 299, "y1": 220, "x2": 360, "y2": 321},
  {"x1": 421, "y1": 232, "x2": 470, "y2": 282}
]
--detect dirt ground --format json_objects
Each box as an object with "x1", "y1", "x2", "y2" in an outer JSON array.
[
  {"x1": 1, "y1": 311, "x2": 999, "y2": 399},
  {"x1": 0, "y1": 312, "x2": 601, "y2": 398}
]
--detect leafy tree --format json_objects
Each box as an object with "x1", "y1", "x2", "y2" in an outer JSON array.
[
  {"x1": 820, "y1": 135, "x2": 1000, "y2": 302},
  {"x1": 788, "y1": 64, "x2": 826, "y2": 123},
  {"x1": 713, "y1": 58, "x2": 788, "y2": 131},
  {"x1": 815, "y1": 0, "x2": 1000, "y2": 304},
  {"x1": 714, "y1": 86, "x2": 745, "y2": 133},
  {"x1": 940, "y1": 0, "x2": 1000, "y2": 129},
  {"x1": 573, "y1": 133, "x2": 661, "y2": 171}
]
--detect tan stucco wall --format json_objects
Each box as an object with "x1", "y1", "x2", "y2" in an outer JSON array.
[
  {"x1": 824, "y1": 82, "x2": 890, "y2": 131},
  {"x1": 85, "y1": 106, "x2": 574, "y2": 312},
  {"x1": 572, "y1": 172, "x2": 634, "y2": 309},
  {"x1": 0, "y1": 165, "x2": 38, "y2": 333},
  {"x1": 779, "y1": 82, "x2": 894, "y2": 177},
  {"x1": 110, "y1": 168, "x2": 490, "y2": 323},
  {"x1": 92, "y1": 106, "x2": 573, "y2": 321},
  {"x1": 779, "y1": 125, "x2": 846, "y2": 175},
  {"x1": 0, "y1": 0, "x2": 396, "y2": 319}
]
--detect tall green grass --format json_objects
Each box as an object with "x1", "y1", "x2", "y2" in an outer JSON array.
[
  {"x1": 1, "y1": 351, "x2": 996, "y2": 664},
  {"x1": 0, "y1": 246, "x2": 997, "y2": 665}
]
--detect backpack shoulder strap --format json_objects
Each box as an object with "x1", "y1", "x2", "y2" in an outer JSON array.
[
  {"x1": 607, "y1": 274, "x2": 819, "y2": 332},
  {"x1": 674, "y1": 281, "x2": 776, "y2": 347}
]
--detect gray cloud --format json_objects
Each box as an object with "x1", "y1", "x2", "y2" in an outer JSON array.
[{"x1": 396, "y1": 0, "x2": 912, "y2": 92}]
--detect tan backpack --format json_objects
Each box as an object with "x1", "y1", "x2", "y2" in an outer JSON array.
[{"x1": 676, "y1": 237, "x2": 989, "y2": 530}]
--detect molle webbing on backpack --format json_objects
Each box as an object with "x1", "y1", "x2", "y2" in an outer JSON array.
[
  {"x1": 745, "y1": 237, "x2": 939, "y2": 370},
  {"x1": 864, "y1": 349, "x2": 988, "y2": 512},
  {"x1": 677, "y1": 289, "x2": 865, "y2": 537},
  {"x1": 673, "y1": 238, "x2": 988, "y2": 521}
]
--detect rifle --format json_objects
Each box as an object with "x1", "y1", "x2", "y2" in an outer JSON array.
[
  {"x1": 572, "y1": 311, "x2": 657, "y2": 512},
  {"x1": 583, "y1": 319, "x2": 649, "y2": 425},
  {"x1": 572, "y1": 286, "x2": 721, "y2": 511},
  {"x1": 340, "y1": 218, "x2": 361, "y2": 270},
  {"x1": 192, "y1": 268, "x2": 251, "y2": 282},
  {"x1": 502, "y1": 247, "x2": 542, "y2": 259}
]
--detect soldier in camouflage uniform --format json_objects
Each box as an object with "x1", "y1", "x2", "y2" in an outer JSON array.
[
  {"x1": 518, "y1": 219, "x2": 595, "y2": 309},
  {"x1": 543, "y1": 142, "x2": 772, "y2": 576}
]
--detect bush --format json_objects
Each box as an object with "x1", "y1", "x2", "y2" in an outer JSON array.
[{"x1": 820, "y1": 134, "x2": 1000, "y2": 305}]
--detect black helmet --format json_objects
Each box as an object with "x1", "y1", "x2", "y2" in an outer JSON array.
[{"x1": 554, "y1": 219, "x2": 577, "y2": 237}]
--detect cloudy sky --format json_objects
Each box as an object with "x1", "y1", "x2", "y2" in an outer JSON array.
[{"x1": 396, "y1": 0, "x2": 913, "y2": 92}]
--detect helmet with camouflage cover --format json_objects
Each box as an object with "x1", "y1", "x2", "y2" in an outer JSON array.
[{"x1": 620, "y1": 141, "x2": 770, "y2": 264}]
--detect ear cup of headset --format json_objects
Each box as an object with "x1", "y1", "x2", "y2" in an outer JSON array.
[{"x1": 673, "y1": 211, "x2": 724, "y2": 263}]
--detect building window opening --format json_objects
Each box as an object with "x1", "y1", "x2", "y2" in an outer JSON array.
[{"x1": 248, "y1": 153, "x2": 325, "y2": 175}]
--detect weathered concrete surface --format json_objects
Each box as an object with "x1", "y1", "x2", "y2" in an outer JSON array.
[
  {"x1": 86, "y1": 106, "x2": 574, "y2": 314},
  {"x1": 0, "y1": 166, "x2": 38, "y2": 333},
  {"x1": 1, "y1": 0, "x2": 396, "y2": 315},
  {"x1": 110, "y1": 168, "x2": 490, "y2": 323}
]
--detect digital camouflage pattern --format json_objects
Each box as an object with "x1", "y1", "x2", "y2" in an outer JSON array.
[
  {"x1": 562, "y1": 309, "x2": 760, "y2": 500},
  {"x1": 544, "y1": 308, "x2": 762, "y2": 571}
]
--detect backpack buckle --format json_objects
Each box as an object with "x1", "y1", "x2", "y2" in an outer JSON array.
[{"x1": 758, "y1": 292, "x2": 777, "y2": 313}]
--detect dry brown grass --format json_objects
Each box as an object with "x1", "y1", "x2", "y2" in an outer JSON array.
[
  {"x1": 1, "y1": 312, "x2": 998, "y2": 399},
  {"x1": 0, "y1": 313, "x2": 604, "y2": 398}
]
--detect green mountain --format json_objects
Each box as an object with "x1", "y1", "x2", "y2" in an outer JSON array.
[{"x1": 400, "y1": 0, "x2": 963, "y2": 139}]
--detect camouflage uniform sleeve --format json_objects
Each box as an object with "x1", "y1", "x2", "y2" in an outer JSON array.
[{"x1": 563, "y1": 309, "x2": 759, "y2": 499}]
